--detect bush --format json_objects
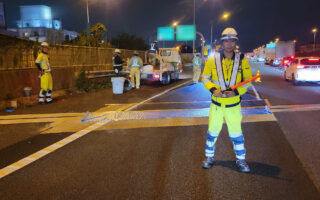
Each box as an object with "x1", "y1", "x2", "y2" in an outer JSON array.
[{"x1": 76, "y1": 69, "x2": 112, "y2": 92}]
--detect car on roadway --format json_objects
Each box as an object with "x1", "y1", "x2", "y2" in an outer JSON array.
[
  {"x1": 284, "y1": 57, "x2": 320, "y2": 85},
  {"x1": 280, "y1": 56, "x2": 295, "y2": 67},
  {"x1": 265, "y1": 57, "x2": 273, "y2": 65}
]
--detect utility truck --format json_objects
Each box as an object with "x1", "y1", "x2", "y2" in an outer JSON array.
[{"x1": 141, "y1": 48, "x2": 182, "y2": 85}]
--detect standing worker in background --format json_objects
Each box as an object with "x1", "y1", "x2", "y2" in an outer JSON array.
[
  {"x1": 192, "y1": 53, "x2": 202, "y2": 84},
  {"x1": 201, "y1": 27, "x2": 253, "y2": 173},
  {"x1": 128, "y1": 51, "x2": 143, "y2": 89},
  {"x1": 148, "y1": 40, "x2": 159, "y2": 66},
  {"x1": 113, "y1": 49, "x2": 124, "y2": 77},
  {"x1": 35, "y1": 42, "x2": 53, "y2": 104}
]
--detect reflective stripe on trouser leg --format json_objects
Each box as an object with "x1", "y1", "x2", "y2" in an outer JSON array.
[
  {"x1": 193, "y1": 67, "x2": 201, "y2": 83},
  {"x1": 205, "y1": 131, "x2": 219, "y2": 158},
  {"x1": 230, "y1": 134, "x2": 246, "y2": 160},
  {"x1": 223, "y1": 104, "x2": 246, "y2": 160},
  {"x1": 206, "y1": 104, "x2": 224, "y2": 157},
  {"x1": 39, "y1": 89, "x2": 46, "y2": 103},
  {"x1": 46, "y1": 90, "x2": 52, "y2": 103}
]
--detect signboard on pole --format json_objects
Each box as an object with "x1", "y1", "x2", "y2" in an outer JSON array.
[
  {"x1": 176, "y1": 25, "x2": 196, "y2": 41},
  {"x1": 157, "y1": 27, "x2": 174, "y2": 41}
]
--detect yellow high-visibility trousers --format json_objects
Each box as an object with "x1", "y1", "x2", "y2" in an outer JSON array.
[
  {"x1": 39, "y1": 72, "x2": 53, "y2": 103},
  {"x1": 40, "y1": 72, "x2": 53, "y2": 93},
  {"x1": 205, "y1": 103, "x2": 246, "y2": 160},
  {"x1": 130, "y1": 68, "x2": 141, "y2": 88},
  {"x1": 193, "y1": 66, "x2": 201, "y2": 83}
]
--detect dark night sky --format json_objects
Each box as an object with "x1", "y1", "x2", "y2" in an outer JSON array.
[{"x1": 1, "y1": 0, "x2": 320, "y2": 51}]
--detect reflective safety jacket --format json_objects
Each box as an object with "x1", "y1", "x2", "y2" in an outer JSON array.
[
  {"x1": 35, "y1": 53, "x2": 51, "y2": 72},
  {"x1": 128, "y1": 56, "x2": 143, "y2": 68},
  {"x1": 202, "y1": 52, "x2": 252, "y2": 106},
  {"x1": 113, "y1": 55, "x2": 123, "y2": 67},
  {"x1": 193, "y1": 57, "x2": 202, "y2": 67}
]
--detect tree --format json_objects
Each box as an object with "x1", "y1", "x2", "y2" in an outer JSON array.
[
  {"x1": 64, "y1": 23, "x2": 107, "y2": 47},
  {"x1": 89, "y1": 23, "x2": 107, "y2": 47},
  {"x1": 64, "y1": 31, "x2": 88, "y2": 46},
  {"x1": 111, "y1": 33, "x2": 148, "y2": 50}
]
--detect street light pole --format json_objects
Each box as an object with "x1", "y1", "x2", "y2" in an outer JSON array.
[
  {"x1": 312, "y1": 28, "x2": 318, "y2": 53},
  {"x1": 86, "y1": 0, "x2": 90, "y2": 46},
  {"x1": 210, "y1": 24, "x2": 213, "y2": 46},
  {"x1": 193, "y1": 0, "x2": 195, "y2": 54}
]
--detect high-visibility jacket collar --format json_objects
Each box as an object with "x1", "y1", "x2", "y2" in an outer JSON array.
[{"x1": 215, "y1": 52, "x2": 241, "y2": 91}]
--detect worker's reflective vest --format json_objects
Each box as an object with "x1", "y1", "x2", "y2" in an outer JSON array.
[
  {"x1": 35, "y1": 53, "x2": 51, "y2": 72},
  {"x1": 202, "y1": 52, "x2": 253, "y2": 106},
  {"x1": 129, "y1": 56, "x2": 143, "y2": 68},
  {"x1": 113, "y1": 55, "x2": 123, "y2": 67},
  {"x1": 193, "y1": 57, "x2": 202, "y2": 67}
]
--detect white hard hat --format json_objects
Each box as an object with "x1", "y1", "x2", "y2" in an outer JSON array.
[
  {"x1": 221, "y1": 27, "x2": 238, "y2": 41},
  {"x1": 41, "y1": 42, "x2": 49, "y2": 47},
  {"x1": 114, "y1": 49, "x2": 121, "y2": 53}
]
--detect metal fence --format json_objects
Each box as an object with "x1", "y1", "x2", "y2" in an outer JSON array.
[{"x1": 0, "y1": 44, "x2": 145, "y2": 71}]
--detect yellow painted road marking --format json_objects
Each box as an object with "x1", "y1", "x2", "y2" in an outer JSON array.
[
  {"x1": 0, "y1": 81, "x2": 191, "y2": 179},
  {"x1": 96, "y1": 114, "x2": 277, "y2": 131}
]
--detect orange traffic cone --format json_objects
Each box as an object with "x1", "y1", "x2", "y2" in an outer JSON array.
[{"x1": 255, "y1": 70, "x2": 261, "y2": 82}]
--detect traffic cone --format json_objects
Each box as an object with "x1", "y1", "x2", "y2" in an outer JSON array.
[{"x1": 255, "y1": 70, "x2": 261, "y2": 82}]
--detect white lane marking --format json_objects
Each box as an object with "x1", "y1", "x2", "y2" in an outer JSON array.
[
  {"x1": 0, "y1": 80, "x2": 191, "y2": 179},
  {"x1": 126, "y1": 81, "x2": 192, "y2": 111},
  {"x1": 251, "y1": 83, "x2": 261, "y2": 100}
]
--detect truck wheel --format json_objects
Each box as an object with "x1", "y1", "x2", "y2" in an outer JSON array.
[
  {"x1": 175, "y1": 72, "x2": 180, "y2": 81},
  {"x1": 161, "y1": 72, "x2": 171, "y2": 85}
]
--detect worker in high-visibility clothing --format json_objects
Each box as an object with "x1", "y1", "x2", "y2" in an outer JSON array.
[
  {"x1": 35, "y1": 42, "x2": 53, "y2": 104},
  {"x1": 113, "y1": 49, "x2": 124, "y2": 77},
  {"x1": 128, "y1": 51, "x2": 143, "y2": 89},
  {"x1": 192, "y1": 53, "x2": 202, "y2": 84},
  {"x1": 201, "y1": 27, "x2": 252, "y2": 173}
]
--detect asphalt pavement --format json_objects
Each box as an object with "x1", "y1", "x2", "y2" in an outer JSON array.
[{"x1": 0, "y1": 64, "x2": 319, "y2": 199}]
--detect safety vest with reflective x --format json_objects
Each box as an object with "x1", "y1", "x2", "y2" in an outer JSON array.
[
  {"x1": 201, "y1": 52, "x2": 253, "y2": 106},
  {"x1": 35, "y1": 53, "x2": 51, "y2": 72}
]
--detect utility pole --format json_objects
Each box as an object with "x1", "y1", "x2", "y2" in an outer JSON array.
[
  {"x1": 193, "y1": 0, "x2": 195, "y2": 54},
  {"x1": 86, "y1": 0, "x2": 90, "y2": 46},
  {"x1": 312, "y1": 28, "x2": 318, "y2": 54}
]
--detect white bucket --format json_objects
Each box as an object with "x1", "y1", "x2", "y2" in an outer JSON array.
[
  {"x1": 24, "y1": 87, "x2": 32, "y2": 97},
  {"x1": 111, "y1": 77, "x2": 125, "y2": 94}
]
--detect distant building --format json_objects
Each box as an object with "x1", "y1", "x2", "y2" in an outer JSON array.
[{"x1": 16, "y1": 5, "x2": 78, "y2": 43}]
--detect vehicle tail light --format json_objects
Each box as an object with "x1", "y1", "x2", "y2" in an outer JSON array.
[
  {"x1": 291, "y1": 56, "x2": 295, "y2": 59},
  {"x1": 308, "y1": 58, "x2": 319, "y2": 62},
  {"x1": 284, "y1": 60, "x2": 289, "y2": 64},
  {"x1": 153, "y1": 72, "x2": 160, "y2": 79},
  {"x1": 297, "y1": 65, "x2": 305, "y2": 69}
]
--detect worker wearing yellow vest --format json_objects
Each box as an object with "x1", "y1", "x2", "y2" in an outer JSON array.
[
  {"x1": 201, "y1": 28, "x2": 252, "y2": 172},
  {"x1": 192, "y1": 53, "x2": 202, "y2": 84},
  {"x1": 128, "y1": 51, "x2": 143, "y2": 89},
  {"x1": 35, "y1": 42, "x2": 53, "y2": 104}
]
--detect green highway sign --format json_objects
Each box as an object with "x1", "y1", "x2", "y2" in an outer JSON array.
[
  {"x1": 176, "y1": 25, "x2": 196, "y2": 41},
  {"x1": 157, "y1": 27, "x2": 175, "y2": 41}
]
